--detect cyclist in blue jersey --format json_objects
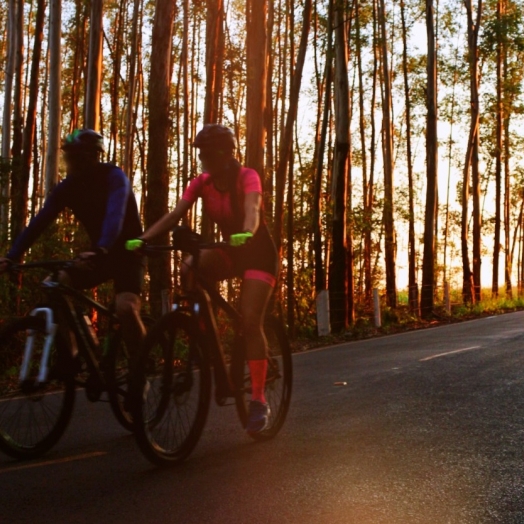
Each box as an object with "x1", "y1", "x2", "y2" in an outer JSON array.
[{"x1": 0, "y1": 129, "x2": 146, "y2": 361}]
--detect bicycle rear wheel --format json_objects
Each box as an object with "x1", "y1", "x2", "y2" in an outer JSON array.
[
  {"x1": 0, "y1": 316, "x2": 76, "y2": 460},
  {"x1": 232, "y1": 315, "x2": 292, "y2": 440},
  {"x1": 105, "y1": 315, "x2": 155, "y2": 432},
  {"x1": 130, "y1": 311, "x2": 211, "y2": 466}
]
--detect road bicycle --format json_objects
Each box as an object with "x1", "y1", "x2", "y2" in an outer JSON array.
[
  {"x1": 130, "y1": 227, "x2": 292, "y2": 466},
  {"x1": 0, "y1": 260, "x2": 151, "y2": 460}
]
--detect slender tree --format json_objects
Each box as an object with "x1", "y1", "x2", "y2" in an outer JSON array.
[
  {"x1": 421, "y1": 0, "x2": 439, "y2": 318},
  {"x1": 378, "y1": 0, "x2": 397, "y2": 307},
  {"x1": 145, "y1": 0, "x2": 177, "y2": 316},
  {"x1": 45, "y1": 0, "x2": 62, "y2": 195},
  {"x1": 246, "y1": 0, "x2": 267, "y2": 176},
  {"x1": 274, "y1": 0, "x2": 313, "y2": 251},
  {"x1": 85, "y1": 0, "x2": 103, "y2": 130},
  {"x1": 204, "y1": 0, "x2": 224, "y2": 124},
  {"x1": 1, "y1": 0, "x2": 17, "y2": 237},
  {"x1": 400, "y1": 0, "x2": 419, "y2": 314},
  {"x1": 123, "y1": 0, "x2": 141, "y2": 175},
  {"x1": 11, "y1": 0, "x2": 46, "y2": 240},
  {"x1": 330, "y1": 0, "x2": 350, "y2": 331},
  {"x1": 313, "y1": 0, "x2": 333, "y2": 295},
  {"x1": 462, "y1": 0, "x2": 482, "y2": 303}
]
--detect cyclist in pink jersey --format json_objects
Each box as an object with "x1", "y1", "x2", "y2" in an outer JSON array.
[{"x1": 127, "y1": 124, "x2": 278, "y2": 434}]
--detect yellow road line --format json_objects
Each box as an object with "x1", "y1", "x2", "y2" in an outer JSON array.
[{"x1": 0, "y1": 451, "x2": 107, "y2": 474}]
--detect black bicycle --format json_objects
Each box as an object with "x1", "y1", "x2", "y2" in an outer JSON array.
[
  {"x1": 130, "y1": 227, "x2": 292, "y2": 466},
  {"x1": 0, "y1": 260, "x2": 151, "y2": 460}
]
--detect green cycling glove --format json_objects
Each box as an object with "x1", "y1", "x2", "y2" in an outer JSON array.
[
  {"x1": 230, "y1": 231, "x2": 253, "y2": 247},
  {"x1": 125, "y1": 238, "x2": 145, "y2": 251}
]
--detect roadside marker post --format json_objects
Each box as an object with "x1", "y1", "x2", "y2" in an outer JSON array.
[{"x1": 373, "y1": 288, "x2": 381, "y2": 328}]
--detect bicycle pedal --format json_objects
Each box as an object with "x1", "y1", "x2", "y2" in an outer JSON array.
[
  {"x1": 215, "y1": 397, "x2": 235, "y2": 407},
  {"x1": 85, "y1": 375, "x2": 104, "y2": 402}
]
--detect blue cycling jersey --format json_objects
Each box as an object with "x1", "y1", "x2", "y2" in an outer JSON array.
[{"x1": 8, "y1": 163, "x2": 142, "y2": 261}]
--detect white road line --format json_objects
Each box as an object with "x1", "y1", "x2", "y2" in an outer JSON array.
[{"x1": 419, "y1": 346, "x2": 481, "y2": 362}]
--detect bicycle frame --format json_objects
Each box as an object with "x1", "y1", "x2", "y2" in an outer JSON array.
[
  {"x1": 17, "y1": 264, "x2": 117, "y2": 387},
  {"x1": 171, "y1": 261, "x2": 244, "y2": 403}
]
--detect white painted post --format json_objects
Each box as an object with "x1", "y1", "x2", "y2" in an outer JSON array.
[
  {"x1": 316, "y1": 290, "x2": 331, "y2": 336},
  {"x1": 444, "y1": 281, "x2": 451, "y2": 314},
  {"x1": 373, "y1": 288, "x2": 381, "y2": 327}
]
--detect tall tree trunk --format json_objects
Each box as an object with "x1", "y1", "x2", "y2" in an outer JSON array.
[
  {"x1": 204, "y1": 0, "x2": 224, "y2": 124},
  {"x1": 182, "y1": 0, "x2": 190, "y2": 199},
  {"x1": 462, "y1": 0, "x2": 482, "y2": 303},
  {"x1": 420, "y1": 0, "x2": 439, "y2": 318},
  {"x1": 313, "y1": 0, "x2": 333, "y2": 294},
  {"x1": 493, "y1": 0, "x2": 503, "y2": 297},
  {"x1": 367, "y1": 0, "x2": 379, "y2": 300},
  {"x1": 109, "y1": 0, "x2": 125, "y2": 163},
  {"x1": 11, "y1": 0, "x2": 24, "y2": 162},
  {"x1": 378, "y1": 0, "x2": 397, "y2": 307},
  {"x1": 503, "y1": 6, "x2": 512, "y2": 298},
  {"x1": 9, "y1": 0, "x2": 24, "y2": 243},
  {"x1": 400, "y1": 0, "x2": 418, "y2": 314},
  {"x1": 1, "y1": 0, "x2": 17, "y2": 239},
  {"x1": 264, "y1": 0, "x2": 275, "y2": 216},
  {"x1": 45, "y1": 0, "x2": 62, "y2": 195},
  {"x1": 246, "y1": 0, "x2": 267, "y2": 176},
  {"x1": 287, "y1": 143, "x2": 295, "y2": 338},
  {"x1": 1, "y1": 0, "x2": 16, "y2": 161},
  {"x1": 145, "y1": 0, "x2": 177, "y2": 316},
  {"x1": 443, "y1": 46, "x2": 459, "y2": 286},
  {"x1": 12, "y1": 0, "x2": 45, "y2": 241},
  {"x1": 330, "y1": 0, "x2": 350, "y2": 332},
  {"x1": 69, "y1": 0, "x2": 87, "y2": 133},
  {"x1": 123, "y1": 0, "x2": 141, "y2": 175},
  {"x1": 274, "y1": 0, "x2": 312, "y2": 251},
  {"x1": 356, "y1": 0, "x2": 370, "y2": 303},
  {"x1": 85, "y1": 0, "x2": 103, "y2": 130}
]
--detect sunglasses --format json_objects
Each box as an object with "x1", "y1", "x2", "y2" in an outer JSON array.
[{"x1": 198, "y1": 150, "x2": 226, "y2": 162}]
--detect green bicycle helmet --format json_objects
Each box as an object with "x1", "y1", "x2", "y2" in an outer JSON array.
[{"x1": 61, "y1": 129, "x2": 105, "y2": 153}]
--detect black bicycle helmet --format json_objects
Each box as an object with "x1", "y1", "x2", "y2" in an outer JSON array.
[
  {"x1": 192, "y1": 124, "x2": 236, "y2": 151},
  {"x1": 61, "y1": 129, "x2": 105, "y2": 153}
]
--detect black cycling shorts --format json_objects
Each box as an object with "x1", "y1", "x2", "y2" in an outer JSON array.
[
  {"x1": 65, "y1": 252, "x2": 144, "y2": 295},
  {"x1": 219, "y1": 223, "x2": 279, "y2": 286}
]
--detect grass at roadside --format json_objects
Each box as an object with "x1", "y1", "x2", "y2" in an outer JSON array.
[{"x1": 292, "y1": 290, "x2": 524, "y2": 353}]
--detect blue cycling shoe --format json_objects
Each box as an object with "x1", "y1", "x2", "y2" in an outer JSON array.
[{"x1": 246, "y1": 400, "x2": 270, "y2": 434}]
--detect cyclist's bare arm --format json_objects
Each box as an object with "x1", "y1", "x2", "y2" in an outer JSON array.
[
  {"x1": 243, "y1": 192, "x2": 261, "y2": 234},
  {"x1": 140, "y1": 199, "x2": 191, "y2": 243}
]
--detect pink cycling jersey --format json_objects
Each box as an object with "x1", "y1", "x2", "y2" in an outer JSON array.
[{"x1": 182, "y1": 168, "x2": 261, "y2": 239}]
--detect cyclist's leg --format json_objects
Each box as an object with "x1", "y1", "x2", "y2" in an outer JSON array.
[
  {"x1": 113, "y1": 254, "x2": 146, "y2": 356},
  {"x1": 115, "y1": 293, "x2": 144, "y2": 353},
  {"x1": 180, "y1": 249, "x2": 233, "y2": 291},
  {"x1": 240, "y1": 274, "x2": 275, "y2": 403},
  {"x1": 55, "y1": 260, "x2": 111, "y2": 364}
]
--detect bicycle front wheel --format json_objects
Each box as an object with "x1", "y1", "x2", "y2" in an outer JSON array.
[
  {"x1": 232, "y1": 315, "x2": 293, "y2": 440},
  {"x1": 130, "y1": 311, "x2": 211, "y2": 466},
  {"x1": 0, "y1": 316, "x2": 76, "y2": 460}
]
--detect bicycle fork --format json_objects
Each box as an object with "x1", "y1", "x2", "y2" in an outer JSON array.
[{"x1": 20, "y1": 308, "x2": 58, "y2": 385}]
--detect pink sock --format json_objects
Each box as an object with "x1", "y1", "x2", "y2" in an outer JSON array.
[{"x1": 248, "y1": 359, "x2": 267, "y2": 403}]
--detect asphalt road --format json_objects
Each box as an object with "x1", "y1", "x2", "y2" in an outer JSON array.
[{"x1": 2, "y1": 312, "x2": 524, "y2": 524}]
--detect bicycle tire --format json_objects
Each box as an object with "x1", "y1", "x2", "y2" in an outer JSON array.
[
  {"x1": 105, "y1": 315, "x2": 155, "y2": 432},
  {"x1": 130, "y1": 311, "x2": 212, "y2": 466},
  {"x1": 231, "y1": 315, "x2": 292, "y2": 440},
  {"x1": 0, "y1": 316, "x2": 76, "y2": 460}
]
